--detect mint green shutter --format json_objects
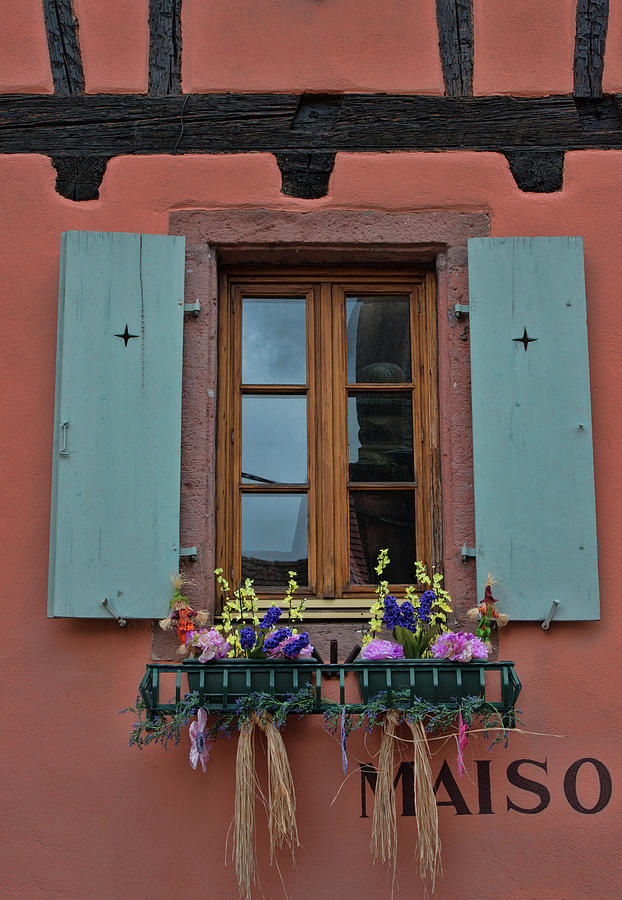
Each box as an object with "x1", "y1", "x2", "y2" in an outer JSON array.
[
  {"x1": 48, "y1": 231, "x2": 186, "y2": 618},
  {"x1": 468, "y1": 237, "x2": 599, "y2": 621}
]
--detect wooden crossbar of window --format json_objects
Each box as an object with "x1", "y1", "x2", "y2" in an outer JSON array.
[{"x1": 216, "y1": 268, "x2": 441, "y2": 610}]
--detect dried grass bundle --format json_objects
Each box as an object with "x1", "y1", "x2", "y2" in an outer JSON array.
[
  {"x1": 234, "y1": 714, "x2": 259, "y2": 900},
  {"x1": 371, "y1": 709, "x2": 400, "y2": 879},
  {"x1": 260, "y1": 712, "x2": 299, "y2": 862},
  {"x1": 233, "y1": 711, "x2": 300, "y2": 899},
  {"x1": 406, "y1": 718, "x2": 442, "y2": 891}
]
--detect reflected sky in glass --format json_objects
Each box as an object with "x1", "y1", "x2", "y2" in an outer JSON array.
[
  {"x1": 242, "y1": 297, "x2": 306, "y2": 384},
  {"x1": 242, "y1": 494, "x2": 308, "y2": 561},
  {"x1": 242, "y1": 396, "x2": 307, "y2": 484}
]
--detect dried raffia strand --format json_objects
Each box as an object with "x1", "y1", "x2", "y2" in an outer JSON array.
[
  {"x1": 371, "y1": 709, "x2": 400, "y2": 881},
  {"x1": 259, "y1": 712, "x2": 299, "y2": 862},
  {"x1": 406, "y1": 719, "x2": 442, "y2": 892},
  {"x1": 234, "y1": 713, "x2": 259, "y2": 900}
]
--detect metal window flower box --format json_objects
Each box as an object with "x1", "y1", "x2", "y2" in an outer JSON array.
[
  {"x1": 353, "y1": 659, "x2": 521, "y2": 726},
  {"x1": 139, "y1": 659, "x2": 521, "y2": 725},
  {"x1": 182, "y1": 658, "x2": 318, "y2": 707}
]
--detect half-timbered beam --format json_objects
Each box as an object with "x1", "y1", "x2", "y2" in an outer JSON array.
[
  {"x1": 149, "y1": 0, "x2": 182, "y2": 96},
  {"x1": 574, "y1": 0, "x2": 609, "y2": 98},
  {"x1": 3, "y1": 93, "x2": 622, "y2": 154},
  {"x1": 42, "y1": 0, "x2": 84, "y2": 95},
  {"x1": 436, "y1": 0, "x2": 474, "y2": 96}
]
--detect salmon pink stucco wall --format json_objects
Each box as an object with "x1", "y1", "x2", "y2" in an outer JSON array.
[
  {"x1": 2, "y1": 145, "x2": 622, "y2": 899},
  {"x1": 0, "y1": 0, "x2": 53, "y2": 93},
  {"x1": 472, "y1": 0, "x2": 575, "y2": 95},
  {"x1": 73, "y1": 0, "x2": 149, "y2": 93},
  {"x1": 181, "y1": 0, "x2": 444, "y2": 93}
]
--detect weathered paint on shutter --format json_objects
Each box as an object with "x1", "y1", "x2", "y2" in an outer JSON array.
[
  {"x1": 467, "y1": 237, "x2": 599, "y2": 621},
  {"x1": 48, "y1": 231, "x2": 185, "y2": 618}
]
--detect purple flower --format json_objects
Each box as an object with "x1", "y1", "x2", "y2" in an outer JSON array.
[
  {"x1": 430, "y1": 631, "x2": 488, "y2": 663},
  {"x1": 263, "y1": 627, "x2": 292, "y2": 652},
  {"x1": 260, "y1": 606, "x2": 282, "y2": 629},
  {"x1": 382, "y1": 595, "x2": 401, "y2": 630},
  {"x1": 188, "y1": 628, "x2": 230, "y2": 662},
  {"x1": 189, "y1": 708, "x2": 211, "y2": 772},
  {"x1": 360, "y1": 639, "x2": 405, "y2": 661},
  {"x1": 265, "y1": 630, "x2": 314, "y2": 659},
  {"x1": 417, "y1": 590, "x2": 436, "y2": 624},
  {"x1": 239, "y1": 627, "x2": 256, "y2": 650},
  {"x1": 281, "y1": 633, "x2": 310, "y2": 658},
  {"x1": 399, "y1": 601, "x2": 416, "y2": 631}
]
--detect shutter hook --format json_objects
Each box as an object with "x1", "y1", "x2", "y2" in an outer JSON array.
[
  {"x1": 541, "y1": 599, "x2": 560, "y2": 630},
  {"x1": 59, "y1": 421, "x2": 70, "y2": 456},
  {"x1": 102, "y1": 598, "x2": 128, "y2": 627}
]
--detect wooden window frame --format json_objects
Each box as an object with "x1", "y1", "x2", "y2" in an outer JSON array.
[{"x1": 216, "y1": 266, "x2": 441, "y2": 614}]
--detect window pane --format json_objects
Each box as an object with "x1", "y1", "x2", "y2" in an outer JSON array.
[
  {"x1": 242, "y1": 494, "x2": 308, "y2": 585},
  {"x1": 242, "y1": 396, "x2": 307, "y2": 484},
  {"x1": 346, "y1": 295, "x2": 411, "y2": 384},
  {"x1": 242, "y1": 297, "x2": 306, "y2": 384},
  {"x1": 348, "y1": 393, "x2": 413, "y2": 482},
  {"x1": 349, "y1": 491, "x2": 415, "y2": 584}
]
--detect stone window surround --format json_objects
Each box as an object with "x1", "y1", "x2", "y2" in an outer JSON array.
[{"x1": 152, "y1": 208, "x2": 490, "y2": 659}]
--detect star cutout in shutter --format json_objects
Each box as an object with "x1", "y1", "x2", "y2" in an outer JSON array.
[
  {"x1": 114, "y1": 324, "x2": 139, "y2": 347},
  {"x1": 513, "y1": 327, "x2": 537, "y2": 351}
]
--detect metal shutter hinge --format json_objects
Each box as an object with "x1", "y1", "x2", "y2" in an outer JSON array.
[{"x1": 184, "y1": 300, "x2": 201, "y2": 317}]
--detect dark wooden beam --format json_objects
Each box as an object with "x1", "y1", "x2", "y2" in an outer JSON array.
[
  {"x1": 574, "y1": 0, "x2": 609, "y2": 98},
  {"x1": 3, "y1": 93, "x2": 622, "y2": 154},
  {"x1": 149, "y1": 0, "x2": 182, "y2": 96},
  {"x1": 275, "y1": 152, "x2": 336, "y2": 199},
  {"x1": 50, "y1": 156, "x2": 110, "y2": 201},
  {"x1": 436, "y1": 0, "x2": 473, "y2": 96},
  {"x1": 504, "y1": 151, "x2": 565, "y2": 193},
  {"x1": 42, "y1": 0, "x2": 85, "y2": 95}
]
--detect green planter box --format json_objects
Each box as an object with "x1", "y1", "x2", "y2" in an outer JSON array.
[
  {"x1": 182, "y1": 659, "x2": 319, "y2": 710},
  {"x1": 352, "y1": 660, "x2": 521, "y2": 724}
]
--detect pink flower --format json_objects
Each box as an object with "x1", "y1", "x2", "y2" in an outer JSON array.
[
  {"x1": 360, "y1": 639, "x2": 405, "y2": 661},
  {"x1": 430, "y1": 631, "x2": 488, "y2": 663},
  {"x1": 188, "y1": 628, "x2": 230, "y2": 662},
  {"x1": 189, "y1": 708, "x2": 211, "y2": 772},
  {"x1": 456, "y1": 711, "x2": 468, "y2": 778}
]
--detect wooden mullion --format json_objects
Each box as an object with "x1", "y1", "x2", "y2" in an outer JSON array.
[
  {"x1": 313, "y1": 281, "x2": 335, "y2": 597},
  {"x1": 241, "y1": 385, "x2": 308, "y2": 394},
  {"x1": 232, "y1": 285, "x2": 245, "y2": 590},
  {"x1": 347, "y1": 482, "x2": 418, "y2": 490},
  {"x1": 424, "y1": 270, "x2": 443, "y2": 568},
  {"x1": 239, "y1": 484, "x2": 309, "y2": 492},
  {"x1": 346, "y1": 382, "x2": 414, "y2": 391},
  {"x1": 216, "y1": 271, "x2": 233, "y2": 597},
  {"x1": 307, "y1": 284, "x2": 321, "y2": 596},
  {"x1": 332, "y1": 284, "x2": 349, "y2": 597},
  {"x1": 411, "y1": 283, "x2": 427, "y2": 569}
]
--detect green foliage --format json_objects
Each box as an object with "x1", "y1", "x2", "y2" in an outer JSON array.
[
  {"x1": 123, "y1": 686, "x2": 316, "y2": 750},
  {"x1": 121, "y1": 692, "x2": 201, "y2": 750},
  {"x1": 363, "y1": 550, "x2": 455, "y2": 657},
  {"x1": 323, "y1": 691, "x2": 518, "y2": 749},
  {"x1": 209, "y1": 685, "x2": 316, "y2": 738},
  {"x1": 214, "y1": 568, "x2": 307, "y2": 658}
]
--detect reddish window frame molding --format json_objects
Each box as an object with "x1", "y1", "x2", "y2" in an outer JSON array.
[{"x1": 152, "y1": 208, "x2": 490, "y2": 658}]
